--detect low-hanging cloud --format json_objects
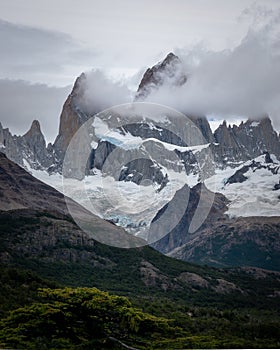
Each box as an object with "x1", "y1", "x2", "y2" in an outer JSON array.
[
  {"x1": 143, "y1": 8, "x2": 280, "y2": 131},
  {"x1": 80, "y1": 70, "x2": 132, "y2": 114}
]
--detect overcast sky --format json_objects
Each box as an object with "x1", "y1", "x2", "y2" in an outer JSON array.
[{"x1": 0, "y1": 0, "x2": 279, "y2": 141}]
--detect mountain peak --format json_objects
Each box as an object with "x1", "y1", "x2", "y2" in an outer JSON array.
[
  {"x1": 214, "y1": 115, "x2": 280, "y2": 163},
  {"x1": 30, "y1": 119, "x2": 41, "y2": 132},
  {"x1": 53, "y1": 72, "x2": 88, "y2": 160},
  {"x1": 162, "y1": 52, "x2": 179, "y2": 64},
  {"x1": 23, "y1": 120, "x2": 43, "y2": 138},
  {"x1": 246, "y1": 114, "x2": 270, "y2": 125},
  {"x1": 135, "y1": 52, "x2": 187, "y2": 101},
  {"x1": 70, "y1": 72, "x2": 86, "y2": 98}
]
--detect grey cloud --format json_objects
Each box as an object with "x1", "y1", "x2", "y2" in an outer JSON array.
[
  {"x1": 143, "y1": 10, "x2": 280, "y2": 131},
  {"x1": 80, "y1": 70, "x2": 132, "y2": 114},
  {"x1": 0, "y1": 19, "x2": 97, "y2": 83},
  {"x1": 238, "y1": 2, "x2": 275, "y2": 27},
  {"x1": 0, "y1": 79, "x2": 70, "y2": 142}
]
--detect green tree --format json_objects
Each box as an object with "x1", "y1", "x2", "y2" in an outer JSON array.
[{"x1": 0, "y1": 287, "x2": 173, "y2": 349}]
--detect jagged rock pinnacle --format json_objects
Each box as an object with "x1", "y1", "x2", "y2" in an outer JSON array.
[
  {"x1": 135, "y1": 52, "x2": 187, "y2": 101},
  {"x1": 25, "y1": 120, "x2": 42, "y2": 136}
]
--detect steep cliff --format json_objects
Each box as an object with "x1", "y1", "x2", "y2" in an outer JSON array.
[{"x1": 53, "y1": 73, "x2": 89, "y2": 161}]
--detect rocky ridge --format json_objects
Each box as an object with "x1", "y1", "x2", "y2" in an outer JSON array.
[
  {"x1": 1, "y1": 52, "x2": 280, "y2": 182},
  {"x1": 0, "y1": 120, "x2": 55, "y2": 171},
  {"x1": 1, "y1": 52, "x2": 280, "y2": 269},
  {"x1": 213, "y1": 117, "x2": 280, "y2": 166}
]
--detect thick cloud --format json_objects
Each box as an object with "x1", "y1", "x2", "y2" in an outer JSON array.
[
  {"x1": 0, "y1": 79, "x2": 70, "y2": 142},
  {"x1": 80, "y1": 70, "x2": 132, "y2": 114},
  {"x1": 1, "y1": 3, "x2": 280, "y2": 141},
  {"x1": 143, "y1": 9, "x2": 280, "y2": 131}
]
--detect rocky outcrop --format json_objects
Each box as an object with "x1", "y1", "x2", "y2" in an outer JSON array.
[
  {"x1": 225, "y1": 153, "x2": 280, "y2": 186},
  {"x1": 265, "y1": 151, "x2": 273, "y2": 164},
  {"x1": 134, "y1": 52, "x2": 214, "y2": 144},
  {"x1": 150, "y1": 183, "x2": 229, "y2": 253},
  {"x1": 121, "y1": 122, "x2": 188, "y2": 146},
  {"x1": 214, "y1": 278, "x2": 242, "y2": 294},
  {"x1": 119, "y1": 158, "x2": 168, "y2": 188},
  {"x1": 177, "y1": 272, "x2": 209, "y2": 289},
  {"x1": 22, "y1": 120, "x2": 55, "y2": 169},
  {"x1": 0, "y1": 122, "x2": 23, "y2": 166},
  {"x1": 135, "y1": 52, "x2": 187, "y2": 101},
  {"x1": 225, "y1": 166, "x2": 249, "y2": 185},
  {"x1": 189, "y1": 115, "x2": 215, "y2": 144},
  {"x1": 0, "y1": 120, "x2": 55, "y2": 170},
  {"x1": 213, "y1": 117, "x2": 280, "y2": 165},
  {"x1": 140, "y1": 260, "x2": 172, "y2": 290},
  {"x1": 89, "y1": 141, "x2": 116, "y2": 171},
  {"x1": 274, "y1": 181, "x2": 280, "y2": 191}
]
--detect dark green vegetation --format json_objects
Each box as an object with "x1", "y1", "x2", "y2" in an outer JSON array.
[
  {"x1": 0, "y1": 287, "x2": 174, "y2": 349},
  {"x1": 0, "y1": 267, "x2": 60, "y2": 315},
  {"x1": 0, "y1": 277, "x2": 280, "y2": 349},
  {"x1": 1, "y1": 209, "x2": 280, "y2": 348}
]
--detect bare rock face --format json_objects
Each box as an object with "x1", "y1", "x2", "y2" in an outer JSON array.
[
  {"x1": 134, "y1": 53, "x2": 214, "y2": 144},
  {"x1": 89, "y1": 141, "x2": 116, "y2": 171},
  {"x1": 135, "y1": 52, "x2": 187, "y2": 101},
  {"x1": 0, "y1": 122, "x2": 23, "y2": 166},
  {"x1": 177, "y1": 272, "x2": 209, "y2": 289},
  {"x1": 140, "y1": 260, "x2": 171, "y2": 290},
  {"x1": 22, "y1": 120, "x2": 55, "y2": 169},
  {"x1": 121, "y1": 122, "x2": 188, "y2": 146},
  {"x1": 213, "y1": 117, "x2": 280, "y2": 165},
  {"x1": 150, "y1": 183, "x2": 229, "y2": 254},
  {"x1": 120, "y1": 158, "x2": 169, "y2": 190},
  {"x1": 53, "y1": 73, "x2": 89, "y2": 161},
  {"x1": 190, "y1": 115, "x2": 215, "y2": 144},
  {"x1": 214, "y1": 278, "x2": 243, "y2": 294}
]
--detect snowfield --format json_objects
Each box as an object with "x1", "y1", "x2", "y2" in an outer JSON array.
[
  {"x1": 205, "y1": 154, "x2": 280, "y2": 217},
  {"x1": 25, "y1": 159, "x2": 196, "y2": 238},
  {"x1": 23, "y1": 143, "x2": 280, "y2": 237}
]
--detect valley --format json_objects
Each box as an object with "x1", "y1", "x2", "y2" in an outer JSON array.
[{"x1": 0, "y1": 51, "x2": 280, "y2": 349}]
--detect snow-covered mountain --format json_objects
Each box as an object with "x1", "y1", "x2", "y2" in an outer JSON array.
[
  {"x1": 150, "y1": 153, "x2": 280, "y2": 270},
  {"x1": 0, "y1": 52, "x2": 280, "y2": 267},
  {"x1": 206, "y1": 153, "x2": 280, "y2": 217}
]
